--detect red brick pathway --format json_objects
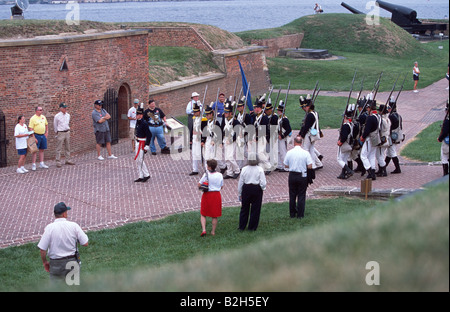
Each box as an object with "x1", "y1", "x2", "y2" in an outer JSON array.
[{"x1": 0, "y1": 79, "x2": 448, "y2": 248}]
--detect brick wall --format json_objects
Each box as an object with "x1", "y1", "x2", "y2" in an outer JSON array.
[
  {"x1": 251, "y1": 33, "x2": 304, "y2": 58},
  {"x1": 146, "y1": 27, "x2": 213, "y2": 52},
  {"x1": 0, "y1": 30, "x2": 149, "y2": 166}
]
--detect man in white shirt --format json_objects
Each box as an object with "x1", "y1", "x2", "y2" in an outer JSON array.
[
  {"x1": 186, "y1": 92, "x2": 202, "y2": 150},
  {"x1": 284, "y1": 136, "x2": 313, "y2": 219},
  {"x1": 128, "y1": 99, "x2": 139, "y2": 153},
  {"x1": 54, "y1": 103, "x2": 75, "y2": 167},
  {"x1": 38, "y1": 202, "x2": 88, "y2": 283}
]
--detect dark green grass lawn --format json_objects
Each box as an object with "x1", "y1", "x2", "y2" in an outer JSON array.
[{"x1": 0, "y1": 197, "x2": 375, "y2": 291}]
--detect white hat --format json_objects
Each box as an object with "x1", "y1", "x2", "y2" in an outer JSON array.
[{"x1": 192, "y1": 92, "x2": 200, "y2": 97}]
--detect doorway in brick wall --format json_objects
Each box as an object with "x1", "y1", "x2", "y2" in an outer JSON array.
[
  {"x1": 118, "y1": 84, "x2": 131, "y2": 139},
  {"x1": 0, "y1": 110, "x2": 7, "y2": 167},
  {"x1": 103, "y1": 88, "x2": 119, "y2": 145}
]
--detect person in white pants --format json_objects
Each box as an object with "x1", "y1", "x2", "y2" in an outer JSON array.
[
  {"x1": 275, "y1": 101, "x2": 292, "y2": 172},
  {"x1": 189, "y1": 103, "x2": 207, "y2": 176},
  {"x1": 133, "y1": 108, "x2": 151, "y2": 183},
  {"x1": 299, "y1": 95, "x2": 323, "y2": 170},
  {"x1": 221, "y1": 102, "x2": 240, "y2": 179}
]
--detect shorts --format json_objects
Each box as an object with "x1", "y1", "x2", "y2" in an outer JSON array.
[
  {"x1": 413, "y1": 74, "x2": 419, "y2": 81},
  {"x1": 35, "y1": 134, "x2": 47, "y2": 150},
  {"x1": 17, "y1": 148, "x2": 27, "y2": 156},
  {"x1": 95, "y1": 131, "x2": 111, "y2": 145}
]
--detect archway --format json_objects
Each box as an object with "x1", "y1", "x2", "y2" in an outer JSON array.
[
  {"x1": 118, "y1": 84, "x2": 131, "y2": 139},
  {"x1": 0, "y1": 110, "x2": 6, "y2": 167}
]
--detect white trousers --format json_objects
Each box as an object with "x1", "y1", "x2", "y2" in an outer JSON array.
[
  {"x1": 277, "y1": 138, "x2": 288, "y2": 169},
  {"x1": 224, "y1": 140, "x2": 240, "y2": 176},
  {"x1": 361, "y1": 140, "x2": 377, "y2": 170},
  {"x1": 192, "y1": 134, "x2": 203, "y2": 173},
  {"x1": 442, "y1": 142, "x2": 449, "y2": 164},
  {"x1": 135, "y1": 141, "x2": 149, "y2": 179},
  {"x1": 304, "y1": 133, "x2": 323, "y2": 169}
]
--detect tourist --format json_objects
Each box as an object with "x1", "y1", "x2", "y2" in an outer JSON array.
[
  {"x1": 54, "y1": 103, "x2": 75, "y2": 168},
  {"x1": 37, "y1": 202, "x2": 89, "y2": 283},
  {"x1": 28, "y1": 106, "x2": 49, "y2": 170},
  {"x1": 238, "y1": 153, "x2": 267, "y2": 231},
  {"x1": 14, "y1": 115, "x2": 30, "y2": 174},
  {"x1": 186, "y1": 91, "x2": 202, "y2": 149},
  {"x1": 198, "y1": 159, "x2": 223, "y2": 237},
  {"x1": 284, "y1": 136, "x2": 313, "y2": 219},
  {"x1": 144, "y1": 99, "x2": 170, "y2": 155},
  {"x1": 413, "y1": 61, "x2": 420, "y2": 93},
  {"x1": 128, "y1": 99, "x2": 139, "y2": 153},
  {"x1": 314, "y1": 3, "x2": 323, "y2": 14},
  {"x1": 92, "y1": 100, "x2": 117, "y2": 160}
]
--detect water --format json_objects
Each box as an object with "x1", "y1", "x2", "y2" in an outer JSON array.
[{"x1": 0, "y1": 0, "x2": 448, "y2": 32}]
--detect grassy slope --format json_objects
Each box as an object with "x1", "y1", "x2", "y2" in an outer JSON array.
[
  {"x1": 56, "y1": 181, "x2": 449, "y2": 291},
  {"x1": 238, "y1": 14, "x2": 449, "y2": 91},
  {"x1": 401, "y1": 121, "x2": 443, "y2": 162}
]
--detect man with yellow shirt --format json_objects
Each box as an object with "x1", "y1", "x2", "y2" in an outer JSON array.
[{"x1": 29, "y1": 106, "x2": 49, "y2": 171}]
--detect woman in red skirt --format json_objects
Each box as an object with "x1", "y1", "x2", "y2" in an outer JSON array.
[{"x1": 198, "y1": 159, "x2": 224, "y2": 236}]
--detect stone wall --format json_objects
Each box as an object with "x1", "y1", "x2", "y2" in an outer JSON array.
[{"x1": 250, "y1": 33, "x2": 304, "y2": 58}]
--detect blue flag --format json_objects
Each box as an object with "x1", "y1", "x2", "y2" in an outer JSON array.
[{"x1": 238, "y1": 60, "x2": 253, "y2": 111}]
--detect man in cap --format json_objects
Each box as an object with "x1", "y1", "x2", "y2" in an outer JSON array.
[
  {"x1": 221, "y1": 101, "x2": 240, "y2": 179},
  {"x1": 203, "y1": 105, "x2": 222, "y2": 171},
  {"x1": 92, "y1": 100, "x2": 117, "y2": 161},
  {"x1": 186, "y1": 92, "x2": 203, "y2": 149},
  {"x1": 337, "y1": 105, "x2": 356, "y2": 179},
  {"x1": 189, "y1": 102, "x2": 207, "y2": 176},
  {"x1": 54, "y1": 102, "x2": 75, "y2": 168},
  {"x1": 275, "y1": 100, "x2": 292, "y2": 172},
  {"x1": 235, "y1": 96, "x2": 253, "y2": 169},
  {"x1": 127, "y1": 99, "x2": 140, "y2": 153},
  {"x1": 264, "y1": 99, "x2": 279, "y2": 171},
  {"x1": 38, "y1": 202, "x2": 89, "y2": 283},
  {"x1": 359, "y1": 96, "x2": 380, "y2": 180},
  {"x1": 133, "y1": 108, "x2": 152, "y2": 182},
  {"x1": 375, "y1": 104, "x2": 392, "y2": 177},
  {"x1": 299, "y1": 95, "x2": 323, "y2": 170}
]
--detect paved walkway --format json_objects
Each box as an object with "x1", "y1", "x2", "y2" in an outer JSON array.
[{"x1": 0, "y1": 79, "x2": 448, "y2": 248}]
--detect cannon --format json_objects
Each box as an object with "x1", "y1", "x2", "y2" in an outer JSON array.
[{"x1": 342, "y1": 0, "x2": 447, "y2": 35}]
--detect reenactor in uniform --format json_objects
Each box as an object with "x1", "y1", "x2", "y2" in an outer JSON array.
[
  {"x1": 203, "y1": 105, "x2": 222, "y2": 171},
  {"x1": 299, "y1": 95, "x2": 323, "y2": 170},
  {"x1": 353, "y1": 97, "x2": 368, "y2": 176},
  {"x1": 275, "y1": 101, "x2": 292, "y2": 172},
  {"x1": 264, "y1": 99, "x2": 279, "y2": 171},
  {"x1": 438, "y1": 100, "x2": 449, "y2": 176},
  {"x1": 337, "y1": 105, "x2": 356, "y2": 179},
  {"x1": 221, "y1": 101, "x2": 240, "y2": 179},
  {"x1": 375, "y1": 104, "x2": 392, "y2": 177},
  {"x1": 235, "y1": 96, "x2": 253, "y2": 169},
  {"x1": 360, "y1": 96, "x2": 379, "y2": 180},
  {"x1": 252, "y1": 96, "x2": 271, "y2": 174},
  {"x1": 133, "y1": 108, "x2": 152, "y2": 183},
  {"x1": 189, "y1": 102, "x2": 207, "y2": 176},
  {"x1": 385, "y1": 97, "x2": 404, "y2": 174}
]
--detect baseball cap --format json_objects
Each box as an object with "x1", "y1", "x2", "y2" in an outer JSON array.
[
  {"x1": 59, "y1": 103, "x2": 68, "y2": 108},
  {"x1": 54, "y1": 202, "x2": 71, "y2": 214}
]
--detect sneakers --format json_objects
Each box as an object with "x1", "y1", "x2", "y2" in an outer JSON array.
[
  {"x1": 98, "y1": 155, "x2": 117, "y2": 160},
  {"x1": 39, "y1": 162, "x2": 49, "y2": 169},
  {"x1": 31, "y1": 163, "x2": 36, "y2": 171},
  {"x1": 98, "y1": 156, "x2": 105, "y2": 161},
  {"x1": 16, "y1": 168, "x2": 25, "y2": 174}
]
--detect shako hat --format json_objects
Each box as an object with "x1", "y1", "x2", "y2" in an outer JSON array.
[
  {"x1": 204, "y1": 105, "x2": 214, "y2": 114},
  {"x1": 277, "y1": 100, "x2": 285, "y2": 111},
  {"x1": 224, "y1": 101, "x2": 234, "y2": 113},
  {"x1": 192, "y1": 102, "x2": 201, "y2": 112}
]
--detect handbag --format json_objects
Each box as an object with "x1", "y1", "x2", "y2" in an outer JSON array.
[
  {"x1": 27, "y1": 136, "x2": 38, "y2": 154},
  {"x1": 198, "y1": 172, "x2": 210, "y2": 193}
]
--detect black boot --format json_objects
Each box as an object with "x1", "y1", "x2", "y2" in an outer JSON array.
[
  {"x1": 337, "y1": 168, "x2": 347, "y2": 179},
  {"x1": 354, "y1": 157, "x2": 364, "y2": 172},
  {"x1": 443, "y1": 164, "x2": 449, "y2": 176},
  {"x1": 367, "y1": 168, "x2": 376, "y2": 180},
  {"x1": 347, "y1": 161, "x2": 353, "y2": 171},
  {"x1": 391, "y1": 157, "x2": 401, "y2": 174},
  {"x1": 377, "y1": 166, "x2": 387, "y2": 177},
  {"x1": 385, "y1": 156, "x2": 392, "y2": 167},
  {"x1": 344, "y1": 164, "x2": 354, "y2": 178}
]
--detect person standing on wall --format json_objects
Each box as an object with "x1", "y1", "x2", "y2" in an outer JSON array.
[
  {"x1": 92, "y1": 100, "x2": 118, "y2": 161},
  {"x1": 28, "y1": 106, "x2": 49, "y2": 171},
  {"x1": 54, "y1": 103, "x2": 75, "y2": 168}
]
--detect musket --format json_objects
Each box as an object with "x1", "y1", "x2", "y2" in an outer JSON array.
[
  {"x1": 232, "y1": 87, "x2": 243, "y2": 118},
  {"x1": 382, "y1": 74, "x2": 400, "y2": 115},
  {"x1": 390, "y1": 73, "x2": 408, "y2": 115},
  {"x1": 232, "y1": 78, "x2": 239, "y2": 101},
  {"x1": 311, "y1": 81, "x2": 319, "y2": 101},
  {"x1": 312, "y1": 87, "x2": 321, "y2": 105},
  {"x1": 200, "y1": 84, "x2": 208, "y2": 117},
  {"x1": 340, "y1": 70, "x2": 357, "y2": 129},
  {"x1": 352, "y1": 76, "x2": 365, "y2": 121},
  {"x1": 270, "y1": 86, "x2": 283, "y2": 119},
  {"x1": 360, "y1": 72, "x2": 383, "y2": 114},
  {"x1": 212, "y1": 87, "x2": 220, "y2": 124},
  {"x1": 261, "y1": 85, "x2": 274, "y2": 117},
  {"x1": 282, "y1": 81, "x2": 291, "y2": 117}
]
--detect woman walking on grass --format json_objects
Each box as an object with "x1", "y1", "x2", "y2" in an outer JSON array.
[{"x1": 198, "y1": 159, "x2": 223, "y2": 237}]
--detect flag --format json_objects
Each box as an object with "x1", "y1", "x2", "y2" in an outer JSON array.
[{"x1": 238, "y1": 60, "x2": 253, "y2": 111}]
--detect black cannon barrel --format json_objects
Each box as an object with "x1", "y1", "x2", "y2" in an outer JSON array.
[
  {"x1": 376, "y1": 0, "x2": 418, "y2": 22},
  {"x1": 341, "y1": 2, "x2": 364, "y2": 14}
]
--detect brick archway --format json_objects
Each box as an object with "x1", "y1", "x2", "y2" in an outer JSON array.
[{"x1": 118, "y1": 84, "x2": 131, "y2": 139}]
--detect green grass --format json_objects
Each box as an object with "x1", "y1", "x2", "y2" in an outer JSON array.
[
  {"x1": 0, "y1": 197, "x2": 375, "y2": 291},
  {"x1": 401, "y1": 121, "x2": 444, "y2": 162},
  {"x1": 43, "y1": 182, "x2": 450, "y2": 291}
]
